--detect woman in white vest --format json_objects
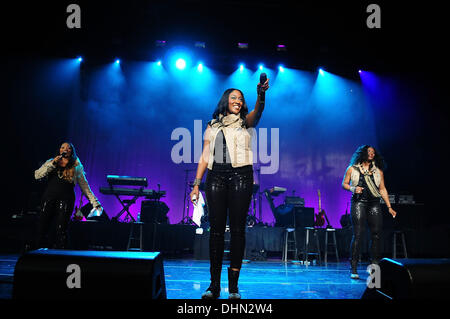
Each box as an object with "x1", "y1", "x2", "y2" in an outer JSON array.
[
  {"x1": 342, "y1": 145, "x2": 396, "y2": 279},
  {"x1": 190, "y1": 79, "x2": 269, "y2": 299}
]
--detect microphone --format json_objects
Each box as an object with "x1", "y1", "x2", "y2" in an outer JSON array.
[
  {"x1": 259, "y1": 72, "x2": 267, "y2": 104},
  {"x1": 61, "y1": 152, "x2": 68, "y2": 158}
]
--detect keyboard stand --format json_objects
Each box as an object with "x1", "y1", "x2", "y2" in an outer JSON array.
[{"x1": 110, "y1": 187, "x2": 143, "y2": 222}]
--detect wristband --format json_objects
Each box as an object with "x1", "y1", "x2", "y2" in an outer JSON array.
[
  {"x1": 350, "y1": 186, "x2": 356, "y2": 193},
  {"x1": 192, "y1": 178, "x2": 202, "y2": 187}
]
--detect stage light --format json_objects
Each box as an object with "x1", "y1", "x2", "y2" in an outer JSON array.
[
  {"x1": 194, "y1": 41, "x2": 206, "y2": 49},
  {"x1": 237, "y1": 42, "x2": 249, "y2": 49},
  {"x1": 197, "y1": 63, "x2": 203, "y2": 72},
  {"x1": 319, "y1": 68, "x2": 324, "y2": 76},
  {"x1": 358, "y1": 70, "x2": 362, "y2": 74},
  {"x1": 157, "y1": 60, "x2": 162, "y2": 66},
  {"x1": 239, "y1": 64, "x2": 244, "y2": 72},
  {"x1": 176, "y1": 58, "x2": 186, "y2": 70},
  {"x1": 259, "y1": 64, "x2": 264, "y2": 70},
  {"x1": 115, "y1": 59, "x2": 120, "y2": 64},
  {"x1": 278, "y1": 65, "x2": 285, "y2": 72},
  {"x1": 276, "y1": 44, "x2": 287, "y2": 52},
  {"x1": 77, "y1": 57, "x2": 83, "y2": 62},
  {"x1": 155, "y1": 40, "x2": 167, "y2": 47}
]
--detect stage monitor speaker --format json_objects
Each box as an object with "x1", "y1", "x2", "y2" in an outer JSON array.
[
  {"x1": 13, "y1": 249, "x2": 166, "y2": 300},
  {"x1": 141, "y1": 200, "x2": 169, "y2": 224},
  {"x1": 362, "y1": 258, "x2": 450, "y2": 299}
]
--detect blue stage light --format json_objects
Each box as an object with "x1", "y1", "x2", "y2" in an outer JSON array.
[
  {"x1": 115, "y1": 59, "x2": 120, "y2": 64},
  {"x1": 319, "y1": 68, "x2": 324, "y2": 76},
  {"x1": 77, "y1": 57, "x2": 83, "y2": 62},
  {"x1": 176, "y1": 58, "x2": 186, "y2": 70},
  {"x1": 197, "y1": 63, "x2": 203, "y2": 72},
  {"x1": 278, "y1": 65, "x2": 285, "y2": 72},
  {"x1": 259, "y1": 64, "x2": 264, "y2": 70},
  {"x1": 157, "y1": 60, "x2": 162, "y2": 66},
  {"x1": 239, "y1": 64, "x2": 244, "y2": 72}
]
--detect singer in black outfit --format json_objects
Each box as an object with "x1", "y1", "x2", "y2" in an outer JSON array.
[
  {"x1": 342, "y1": 145, "x2": 396, "y2": 278},
  {"x1": 34, "y1": 142, "x2": 102, "y2": 249},
  {"x1": 190, "y1": 76, "x2": 269, "y2": 299}
]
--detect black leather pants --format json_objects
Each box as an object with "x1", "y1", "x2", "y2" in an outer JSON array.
[
  {"x1": 205, "y1": 165, "x2": 253, "y2": 271},
  {"x1": 350, "y1": 200, "x2": 383, "y2": 267},
  {"x1": 36, "y1": 199, "x2": 74, "y2": 249}
]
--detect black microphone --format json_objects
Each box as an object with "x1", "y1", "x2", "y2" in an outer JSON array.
[
  {"x1": 259, "y1": 72, "x2": 267, "y2": 104},
  {"x1": 61, "y1": 152, "x2": 68, "y2": 158}
]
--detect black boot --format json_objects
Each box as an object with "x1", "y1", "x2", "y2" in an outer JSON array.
[
  {"x1": 228, "y1": 267, "x2": 241, "y2": 299},
  {"x1": 202, "y1": 266, "x2": 221, "y2": 299}
]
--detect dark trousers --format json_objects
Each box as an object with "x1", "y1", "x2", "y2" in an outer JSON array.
[
  {"x1": 350, "y1": 200, "x2": 383, "y2": 266},
  {"x1": 205, "y1": 165, "x2": 253, "y2": 271},
  {"x1": 36, "y1": 199, "x2": 74, "y2": 249}
]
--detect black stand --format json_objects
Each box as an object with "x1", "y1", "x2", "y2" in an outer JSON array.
[
  {"x1": 111, "y1": 191, "x2": 139, "y2": 223},
  {"x1": 180, "y1": 169, "x2": 196, "y2": 225}
]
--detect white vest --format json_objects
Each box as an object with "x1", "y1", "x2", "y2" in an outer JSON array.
[
  {"x1": 207, "y1": 113, "x2": 253, "y2": 170},
  {"x1": 350, "y1": 163, "x2": 381, "y2": 188}
]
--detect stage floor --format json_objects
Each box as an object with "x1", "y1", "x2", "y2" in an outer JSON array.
[{"x1": 0, "y1": 254, "x2": 368, "y2": 299}]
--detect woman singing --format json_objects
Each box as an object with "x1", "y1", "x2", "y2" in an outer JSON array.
[
  {"x1": 342, "y1": 145, "x2": 396, "y2": 279},
  {"x1": 34, "y1": 142, "x2": 102, "y2": 249},
  {"x1": 190, "y1": 79, "x2": 269, "y2": 299}
]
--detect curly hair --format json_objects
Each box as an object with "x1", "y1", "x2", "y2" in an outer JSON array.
[
  {"x1": 210, "y1": 88, "x2": 248, "y2": 126},
  {"x1": 55, "y1": 142, "x2": 78, "y2": 182},
  {"x1": 349, "y1": 145, "x2": 386, "y2": 171}
]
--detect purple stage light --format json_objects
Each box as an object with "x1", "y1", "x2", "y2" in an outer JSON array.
[{"x1": 238, "y1": 43, "x2": 249, "y2": 49}]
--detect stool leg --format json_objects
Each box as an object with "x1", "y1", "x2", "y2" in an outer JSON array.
[
  {"x1": 315, "y1": 231, "x2": 321, "y2": 265},
  {"x1": 127, "y1": 223, "x2": 134, "y2": 251},
  {"x1": 393, "y1": 233, "x2": 397, "y2": 259},
  {"x1": 139, "y1": 224, "x2": 143, "y2": 251},
  {"x1": 324, "y1": 231, "x2": 328, "y2": 264},
  {"x1": 293, "y1": 230, "x2": 298, "y2": 260},
  {"x1": 401, "y1": 233, "x2": 407, "y2": 258},
  {"x1": 333, "y1": 232, "x2": 339, "y2": 263},
  {"x1": 305, "y1": 230, "x2": 310, "y2": 263},
  {"x1": 282, "y1": 230, "x2": 287, "y2": 262}
]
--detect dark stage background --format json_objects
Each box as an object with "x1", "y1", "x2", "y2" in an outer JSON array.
[{"x1": 2, "y1": 1, "x2": 449, "y2": 255}]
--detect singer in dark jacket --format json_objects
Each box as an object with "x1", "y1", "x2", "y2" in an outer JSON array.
[
  {"x1": 34, "y1": 142, "x2": 102, "y2": 249},
  {"x1": 189, "y1": 76, "x2": 269, "y2": 299}
]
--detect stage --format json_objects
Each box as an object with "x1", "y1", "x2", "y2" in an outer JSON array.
[{"x1": 3, "y1": 0, "x2": 450, "y2": 306}]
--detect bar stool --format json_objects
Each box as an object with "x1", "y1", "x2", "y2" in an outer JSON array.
[
  {"x1": 393, "y1": 230, "x2": 408, "y2": 258},
  {"x1": 127, "y1": 221, "x2": 144, "y2": 251},
  {"x1": 301, "y1": 227, "x2": 321, "y2": 265},
  {"x1": 324, "y1": 228, "x2": 339, "y2": 263},
  {"x1": 282, "y1": 228, "x2": 298, "y2": 262}
]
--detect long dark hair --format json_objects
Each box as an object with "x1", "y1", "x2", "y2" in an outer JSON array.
[
  {"x1": 349, "y1": 145, "x2": 386, "y2": 171},
  {"x1": 210, "y1": 88, "x2": 248, "y2": 126},
  {"x1": 55, "y1": 142, "x2": 78, "y2": 181}
]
